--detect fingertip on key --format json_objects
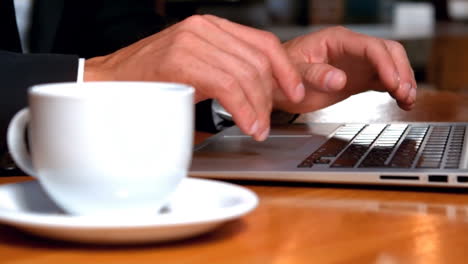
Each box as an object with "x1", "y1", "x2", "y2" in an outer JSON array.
[
  {"x1": 257, "y1": 127, "x2": 270, "y2": 142},
  {"x1": 249, "y1": 120, "x2": 259, "y2": 136}
]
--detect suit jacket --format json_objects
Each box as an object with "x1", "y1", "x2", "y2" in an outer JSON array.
[{"x1": 0, "y1": 0, "x2": 217, "y2": 174}]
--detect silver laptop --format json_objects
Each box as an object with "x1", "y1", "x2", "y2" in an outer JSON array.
[{"x1": 189, "y1": 123, "x2": 468, "y2": 188}]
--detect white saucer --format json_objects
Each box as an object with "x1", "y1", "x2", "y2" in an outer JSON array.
[{"x1": 0, "y1": 178, "x2": 258, "y2": 244}]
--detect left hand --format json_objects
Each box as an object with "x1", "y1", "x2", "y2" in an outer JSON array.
[{"x1": 274, "y1": 26, "x2": 417, "y2": 113}]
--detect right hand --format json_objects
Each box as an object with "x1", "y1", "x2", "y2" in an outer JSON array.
[
  {"x1": 276, "y1": 26, "x2": 417, "y2": 114},
  {"x1": 84, "y1": 15, "x2": 304, "y2": 141}
]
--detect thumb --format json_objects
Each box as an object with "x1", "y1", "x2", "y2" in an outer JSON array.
[{"x1": 298, "y1": 63, "x2": 347, "y2": 92}]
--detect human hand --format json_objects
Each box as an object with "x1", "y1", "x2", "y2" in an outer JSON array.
[
  {"x1": 84, "y1": 15, "x2": 304, "y2": 141},
  {"x1": 275, "y1": 26, "x2": 417, "y2": 113}
]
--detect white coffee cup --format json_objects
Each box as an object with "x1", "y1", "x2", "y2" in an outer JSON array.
[{"x1": 7, "y1": 82, "x2": 194, "y2": 216}]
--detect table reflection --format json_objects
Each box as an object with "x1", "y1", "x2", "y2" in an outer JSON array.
[{"x1": 265, "y1": 193, "x2": 468, "y2": 222}]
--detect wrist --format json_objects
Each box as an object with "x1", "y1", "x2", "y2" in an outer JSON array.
[{"x1": 84, "y1": 56, "x2": 111, "y2": 82}]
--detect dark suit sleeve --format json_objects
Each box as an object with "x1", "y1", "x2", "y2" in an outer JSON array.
[
  {"x1": 0, "y1": 51, "x2": 78, "y2": 156},
  {"x1": 51, "y1": 0, "x2": 169, "y2": 59}
]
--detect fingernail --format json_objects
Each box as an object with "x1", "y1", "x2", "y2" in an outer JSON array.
[
  {"x1": 325, "y1": 70, "x2": 345, "y2": 91},
  {"x1": 295, "y1": 83, "x2": 305, "y2": 101},
  {"x1": 249, "y1": 120, "x2": 259, "y2": 136},
  {"x1": 409, "y1": 86, "x2": 417, "y2": 102},
  {"x1": 402, "y1": 82, "x2": 411, "y2": 93},
  {"x1": 258, "y1": 127, "x2": 270, "y2": 142},
  {"x1": 394, "y1": 72, "x2": 401, "y2": 87}
]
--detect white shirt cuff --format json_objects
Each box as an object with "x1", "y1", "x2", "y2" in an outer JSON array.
[
  {"x1": 77, "y1": 58, "x2": 85, "y2": 83},
  {"x1": 211, "y1": 100, "x2": 300, "y2": 130},
  {"x1": 211, "y1": 100, "x2": 233, "y2": 130}
]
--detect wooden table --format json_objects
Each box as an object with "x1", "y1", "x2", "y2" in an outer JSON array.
[{"x1": 2, "y1": 88, "x2": 468, "y2": 264}]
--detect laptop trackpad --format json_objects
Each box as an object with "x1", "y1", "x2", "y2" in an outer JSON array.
[
  {"x1": 192, "y1": 135, "x2": 326, "y2": 171},
  {"x1": 191, "y1": 124, "x2": 341, "y2": 171}
]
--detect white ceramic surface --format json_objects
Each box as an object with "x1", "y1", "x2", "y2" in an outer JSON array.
[
  {"x1": 0, "y1": 178, "x2": 258, "y2": 244},
  {"x1": 448, "y1": 0, "x2": 468, "y2": 20},
  {"x1": 7, "y1": 82, "x2": 194, "y2": 216}
]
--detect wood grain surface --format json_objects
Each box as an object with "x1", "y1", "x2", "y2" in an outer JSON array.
[{"x1": 1, "y1": 88, "x2": 468, "y2": 264}]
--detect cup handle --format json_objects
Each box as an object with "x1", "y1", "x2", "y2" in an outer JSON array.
[{"x1": 7, "y1": 109, "x2": 36, "y2": 177}]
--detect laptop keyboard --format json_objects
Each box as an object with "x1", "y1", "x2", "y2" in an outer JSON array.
[{"x1": 298, "y1": 124, "x2": 466, "y2": 169}]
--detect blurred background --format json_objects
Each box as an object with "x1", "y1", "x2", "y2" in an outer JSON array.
[{"x1": 154, "y1": 0, "x2": 468, "y2": 94}]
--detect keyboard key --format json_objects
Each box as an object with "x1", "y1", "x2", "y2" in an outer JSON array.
[
  {"x1": 299, "y1": 124, "x2": 465, "y2": 170},
  {"x1": 298, "y1": 125, "x2": 365, "y2": 167}
]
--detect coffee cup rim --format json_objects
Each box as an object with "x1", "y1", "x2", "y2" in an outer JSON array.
[{"x1": 29, "y1": 81, "x2": 194, "y2": 98}]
